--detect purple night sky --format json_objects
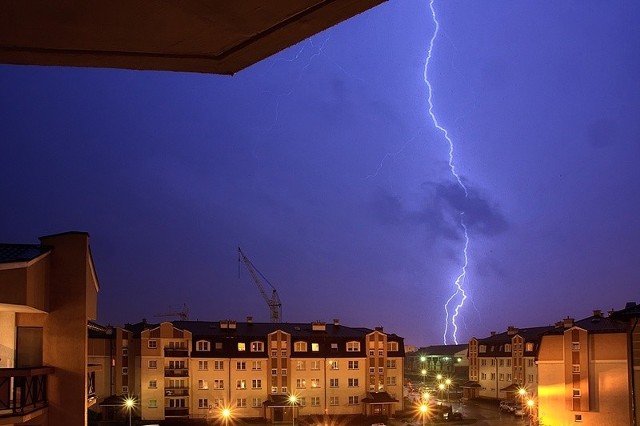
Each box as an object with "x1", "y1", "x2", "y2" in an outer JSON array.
[{"x1": 2, "y1": 0, "x2": 639, "y2": 345}]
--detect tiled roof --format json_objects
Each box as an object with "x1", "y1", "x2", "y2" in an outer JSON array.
[
  {"x1": 610, "y1": 302, "x2": 640, "y2": 319},
  {"x1": 544, "y1": 314, "x2": 627, "y2": 335},
  {"x1": 361, "y1": 391, "x2": 398, "y2": 403},
  {"x1": 0, "y1": 243, "x2": 51, "y2": 263}
]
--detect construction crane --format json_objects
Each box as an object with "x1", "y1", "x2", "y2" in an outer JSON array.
[
  {"x1": 237, "y1": 247, "x2": 282, "y2": 323},
  {"x1": 154, "y1": 303, "x2": 189, "y2": 321}
]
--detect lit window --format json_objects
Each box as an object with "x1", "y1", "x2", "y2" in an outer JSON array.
[
  {"x1": 311, "y1": 379, "x2": 320, "y2": 388},
  {"x1": 297, "y1": 379, "x2": 306, "y2": 389},
  {"x1": 296, "y1": 361, "x2": 306, "y2": 371},
  {"x1": 238, "y1": 342, "x2": 246, "y2": 351},
  {"x1": 252, "y1": 361, "x2": 261, "y2": 371},
  {"x1": 479, "y1": 345, "x2": 486, "y2": 353},
  {"x1": 198, "y1": 379, "x2": 208, "y2": 389},
  {"x1": 295, "y1": 341, "x2": 308, "y2": 352},
  {"x1": 346, "y1": 341, "x2": 360, "y2": 352},
  {"x1": 330, "y1": 361, "x2": 339, "y2": 370},
  {"x1": 311, "y1": 361, "x2": 320, "y2": 370},
  {"x1": 281, "y1": 387, "x2": 287, "y2": 393},
  {"x1": 311, "y1": 343, "x2": 320, "y2": 352},
  {"x1": 149, "y1": 399, "x2": 157, "y2": 408},
  {"x1": 526, "y1": 342, "x2": 534, "y2": 352},
  {"x1": 236, "y1": 380, "x2": 247, "y2": 389}
]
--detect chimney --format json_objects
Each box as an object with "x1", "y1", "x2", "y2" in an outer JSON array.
[
  {"x1": 312, "y1": 321, "x2": 326, "y2": 331},
  {"x1": 375, "y1": 326, "x2": 384, "y2": 332},
  {"x1": 333, "y1": 319, "x2": 340, "y2": 327},
  {"x1": 507, "y1": 326, "x2": 518, "y2": 336},
  {"x1": 625, "y1": 302, "x2": 637, "y2": 309},
  {"x1": 563, "y1": 317, "x2": 574, "y2": 329},
  {"x1": 247, "y1": 316, "x2": 253, "y2": 324},
  {"x1": 490, "y1": 331, "x2": 496, "y2": 336},
  {"x1": 592, "y1": 310, "x2": 602, "y2": 318}
]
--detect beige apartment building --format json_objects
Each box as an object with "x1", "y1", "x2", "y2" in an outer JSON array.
[
  {"x1": 0, "y1": 232, "x2": 100, "y2": 426},
  {"x1": 90, "y1": 318, "x2": 405, "y2": 422},
  {"x1": 464, "y1": 325, "x2": 552, "y2": 401},
  {"x1": 537, "y1": 306, "x2": 639, "y2": 425}
]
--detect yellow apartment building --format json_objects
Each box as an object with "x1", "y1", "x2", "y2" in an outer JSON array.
[
  {"x1": 464, "y1": 325, "x2": 553, "y2": 401},
  {"x1": 91, "y1": 318, "x2": 405, "y2": 422},
  {"x1": 537, "y1": 307, "x2": 639, "y2": 425},
  {"x1": 0, "y1": 232, "x2": 100, "y2": 426}
]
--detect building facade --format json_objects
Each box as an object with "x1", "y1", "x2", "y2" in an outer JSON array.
[
  {"x1": 0, "y1": 232, "x2": 100, "y2": 426},
  {"x1": 91, "y1": 319, "x2": 405, "y2": 422},
  {"x1": 465, "y1": 326, "x2": 552, "y2": 401},
  {"x1": 537, "y1": 308, "x2": 638, "y2": 425}
]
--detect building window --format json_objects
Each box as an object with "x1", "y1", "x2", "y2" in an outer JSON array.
[
  {"x1": 311, "y1": 361, "x2": 320, "y2": 370},
  {"x1": 281, "y1": 387, "x2": 287, "y2": 393},
  {"x1": 348, "y1": 378, "x2": 359, "y2": 387},
  {"x1": 346, "y1": 341, "x2": 360, "y2": 352},
  {"x1": 149, "y1": 399, "x2": 157, "y2": 408},
  {"x1": 481, "y1": 373, "x2": 486, "y2": 380},
  {"x1": 237, "y1": 361, "x2": 246, "y2": 371},
  {"x1": 214, "y1": 380, "x2": 224, "y2": 389},
  {"x1": 271, "y1": 350, "x2": 277, "y2": 358},
  {"x1": 369, "y1": 367, "x2": 375, "y2": 374},
  {"x1": 572, "y1": 364, "x2": 581, "y2": 373},
  {"x1": 196, "y1": 340, "x2": 210, "y2": 351},
  {"x1": 387, "y1": 341, "x2": 399, "y2": 351},
  {"x1": 311, "y1": 397, "x2": 320, "y2": 407},
  {"x1": 198, "y1": 398, "x2": 209, "y2": 408},
  {"x1": 149, "y1": 380, "x2": 157, "y2": 389},
  {"x1": 479, "y1": 345, "x2": 486, "y2": 353},
  {"x1": 238, "y1": 342, "x2": 246, "y2": 351},
  {"x1": 213, "y1": 399, "x2": 223, "y2": 408},
  {"x1": 387, "y1": 377, "x2": 397, "y2": 386},
  {"x1": 199, "y1": 360, "x2": 209, "y2": 370},
  {"x1": 296, "y1": 361, "x2": 306, "y2": 371},
  {"x1": 311, "y1": 379, "x2": 320, "y2": 388},
  {"x1": 252, "y1": 361, "x2": 261, "y2": 371},
  {"x1": 237, "y1": 380, "x2": 247, "y2": 389},
  {"x1": 348, "y1": 360, "x2": 359, "y2": 370},
  {"x1": 271, "y1": 386, "x2": 278, "y2": 393},
  {"x1": 281, "y1": 350, "x2": 287, "y2": 357},
  {"x1": 386, "y1": 359, "x2": 396, "y2": 369},
  {"x1": 330, "y1": 396, "x2": 339, "y2": 406},
  {"x1": 122, "y1": 367, "x2": 128, "y2": 375},
  {"x1": 281, "y1": 369, "x2": 288, "y2": 376},
  {"x1": 528, "y1": 374, "x2": 534, "y2": 383},
  {"x1": 297, "y1": 378, "x2": 306, "y2": 389},
  {"x1": 331, "y1": 343, "x2": 339, "y2": 352},
  {"x1": 369, "y1": 350, "x2": 374, "y2": 357},
  {"x1": 349, "y1": 396, "x2": 359, "y2": 405},
  {"x1": 573, "y1": 389, "x2": 581, "y2": 397},
  {"x1": 505, "y1": 344, "x2": 511, "y2": 352},
  {"x1": 252, "y1": 379, "x2": 262, "y2": 389},
  {"x1": 330, "y1": 361, "x2": 339, "y2": 370},
  {"x1": 499, "y1": 359, "x2": 504, "y2": 367},
  {"x1": 122, "y1": 386, "x2": 129, "y2": 394},
  {"x1": 330, "y1": 378, "x2": 339, "y2": 388},
  {"x1": 526, "y1": 342, "x2": 534, "y2": 352},
  {"x1": 148, "y1": 340, "x2": 157, "y2": 349},
  {"x1": 215, "y1": 342, "x2": 223, "y2": 350},
  {"x1": 490, "y1": 373, "x2": 495, "y2": 380},
  {"x1": 298, "y1": 397, "x2": 306, "y2": 406},
  {"x1": 295, "y1": 341, "x2": 308, "y2": 352},
  {"x1": 481, "y1": 359, "x2": 486, "y2": 366},
  {"x1": 506, "y1": 359, "x2": 512, "y2": 367},
  {"x1": 251, "y1": 341, "x2": 264, "y2": 352},
  {"x1": 378, "y1": 350, "x2": 383, "y2": 357},
  {"x1": 148, "y1": 360, "x2": 157, "y2": 369},
  {"x1": 527, "y1": 359, "x2": 534, "y2": 367},
  {"x1": 378, "y1": 367, "x2": 384, "y2": 373},
  {"x1": 572, "y1": 342, "x2": 580, "y2": 351},
  {"x1": 575, "y1": 414, "x2": 583, "y2": 422},
  {"x1": 237, "y1": 398, "x2": 247, "y2": 408},
  {"x1": 499, "y1": 373, "x2": 504, "y2": 381},
  {"x1": 507, "y1": 374, "x2": 512, "y2": 381},
  {"x1": 198, "y1": 379, "x2": 208, "y2": 389},
  {"x1": 214, "y1": 360, "x2": 224, "y2": 371},
  {"x1": 271, "y1": 369, "x2": 277, "y2": 376},
  {"x1": 122, "y1": 347, "x2": 128, "y2": 356},
  {"x1": 311, "y1": 343, "x2": 320, "y2": 352},
  {"x1": 252, "y1": 398, "x2": 262, "y2": 408}
]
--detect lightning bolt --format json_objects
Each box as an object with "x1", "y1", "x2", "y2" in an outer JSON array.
[{"x1": 424, "y1": 0, "x2": 470, "y2": 344}]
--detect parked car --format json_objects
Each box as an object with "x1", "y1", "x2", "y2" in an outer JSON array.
[
  {"x1": 499, "y1": 400, "x2": 517, "y2": 413},
  {"x1": 514, "y1": 407, "x2": 526, "y2": 416}
]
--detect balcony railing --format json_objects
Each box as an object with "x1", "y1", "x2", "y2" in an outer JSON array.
[
  {"x1": 0, "y1": 367, "x2": 53, "y2": 418},
  {"x1": 164, "y1": 368, "x2": 189, "y2": 377},
  {"x1": 164, "y1": 348, "x2": 189, "y2": 357},
  {"x1": 165, "y1": 407, "x2": 189, "y2": 417},
  {"x1": 165, "y1": 388, "x2": 189, "y2": 397}
]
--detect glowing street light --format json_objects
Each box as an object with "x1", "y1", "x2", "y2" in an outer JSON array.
[
  {"x1": 289, "y1": 394, "x2": 298, "y2": 426},
  {"x1": 419, "y1": 403, "x2": 428, "y2": 426},
  {"x1": 527, "y1": 398, "x2": 535, "y2": 426},
  {"x1": 221, "y1": 407, "x2": 232, "y2": 426},
  {"x1": 123, "y1": 396, "x2": 135, "y2": 426},
  {"x1": 444, "y1": 378, "x2": 452, "y2": 402}
]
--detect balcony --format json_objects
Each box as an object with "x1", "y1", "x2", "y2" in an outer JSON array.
[
  {"x1": 165, "y1": 388, "x2": 189, "y2": 397},
  {"x1": 164, "y1": 368, "x2": 189, "y2": 377},
  {"x1": 0, "y1": 367, "x2": 53, "y2": 419},
  {"x1": 164, "y1": 348, "x2": 189, "y2": 357},
  {"x1": 165, "y1": 407, "x2": 189, "y2": 417}
]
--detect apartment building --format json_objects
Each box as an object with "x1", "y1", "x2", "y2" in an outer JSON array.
[
  {"x1": 406, "y1": 344, "x2": 468, "y2": 385},
  {"x1": 0, "y1": 232, "x2": 100, "y2": 426},
  {"x1": 537, "y1": 307, "x2": 638, "y2": 425},
  {"x1": 93, "y1": 318, "x2": 405, "y2": 422},
  {"x1": 464, "y1": 325, "x2": 552, "y2": 401}
]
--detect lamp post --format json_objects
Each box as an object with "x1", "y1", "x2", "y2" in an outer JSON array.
[
  {"x1": 420, "y1": 403, "x2": 428, "y2": 426},
  {"x1": 445, "y1": 379, "x2": 452, "y2": 403},
  {"x1": 526, "y1": 399, "x2": 535, "y2": 426},
  {"x1": 289, "y1": 394, "x2": 298, "y2": 426},
  {"x1": 222, "y1": 407, "x2": 231, "y2": 426},
  {"x1": 124, "y1": 397, "x2": 135, "y2": 426},
  {"x1": 438, "y1": 383, "x2": 445, "y2": 402}
]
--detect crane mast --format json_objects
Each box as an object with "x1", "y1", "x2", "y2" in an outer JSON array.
[{"x1": 237, "y1": 247, "x2": 282, "y2": 323}]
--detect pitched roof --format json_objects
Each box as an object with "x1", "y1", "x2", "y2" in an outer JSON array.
[
  {"x1": 361, "y1": 392, "x2": 398, "y2": 404},
  {"x1": 610, "y1": 302, "x2": 640, "y2": 319},
  {"x1": 0, "y1": 243, "x2": 51, "y2": 263}
]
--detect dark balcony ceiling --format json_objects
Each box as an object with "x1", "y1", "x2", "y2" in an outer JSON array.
[{"x1": 0, "y1": 0, "x2": 386, "y2": 75}]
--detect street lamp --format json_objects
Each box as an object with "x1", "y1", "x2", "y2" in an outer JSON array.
[
  {"x1": 526, "y1": 398, "x2": 535, "y2": 426},
  {"x1": 419, "y1": 403, "x2": 428, "y2": 426},
  {"x1": 445, "y1": 378, "x2": 452, "y2": 403},
  {"x1": 221, "y1": 407, "x2": 231, "y2": 426},
  {"x1": 289, "y1": 394, "x2": 298, "y2": 426},
  {"x1": 123, "y1": 397, "x2": 135, "y2": 426}
]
